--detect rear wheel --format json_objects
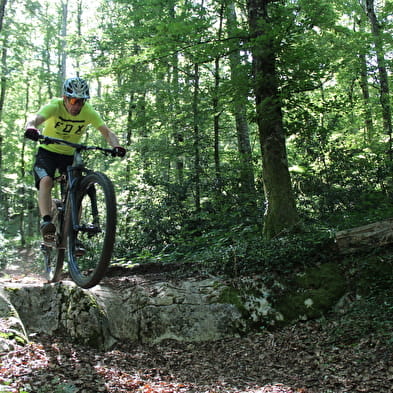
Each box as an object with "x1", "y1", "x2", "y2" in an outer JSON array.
[{"x1": 67, "y1": 172, "x2": 116, "y2": 288}]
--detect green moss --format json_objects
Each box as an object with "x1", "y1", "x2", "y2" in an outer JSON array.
[
  {"x1": 65, "y1": 288, "x2": 102, "y2": 314},
  {"x1": 218, "y1": 287, "x2": 247, "y2": 315},
  {"x1": 3, "y1": 287, "x2": 21, "y2": 294},
  {"x1": 0, "y1": 329, "x2": 27, "y2": 345},
  {"x1": 0, "y1": 331, "x2": 11, "y2": 339},
  {"x1": 0, "y1": 307, "x2": 18, "y2": 319},
  {"x1": 275, "y1": 263, "x2": 346, "y2": 323},
  {"x1": 295, "y1": 263, "x2": 344, "y2": 290}
]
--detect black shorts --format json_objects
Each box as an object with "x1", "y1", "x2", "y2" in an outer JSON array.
[{"x1": 33, "y1": 147, "x2": 74, "y2": 189}]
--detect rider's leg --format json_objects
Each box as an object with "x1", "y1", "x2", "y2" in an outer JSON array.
[
  {"x1": 38, "y1": 176, "x2": 56, "y2": 239},
  {"x1": 38, "y1": 175, "x2": 54, "y2": 219}
]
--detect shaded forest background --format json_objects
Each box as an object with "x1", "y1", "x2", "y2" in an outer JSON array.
[{"x1": 0, "y1": 0, "x2": 392, "y2": 276}]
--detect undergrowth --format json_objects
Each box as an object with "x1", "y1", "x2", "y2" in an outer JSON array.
[
  {"x1": 121, "y1": 223, "x2": 338, "y2": 279},
  {"x1": 326, "y1": 247, "x2": 393, "y2": 344}
]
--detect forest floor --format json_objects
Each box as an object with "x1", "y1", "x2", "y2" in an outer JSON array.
[{"x1": 0, "y1": 252, "x2": 393, "y2": 393}]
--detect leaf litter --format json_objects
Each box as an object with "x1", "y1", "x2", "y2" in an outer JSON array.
[
  {"x1": 1, "y1": 319, "x2": 392, "y2": 393},
  {"x1": 1, "y1": 260, "x2": 392, "y2": 392}
]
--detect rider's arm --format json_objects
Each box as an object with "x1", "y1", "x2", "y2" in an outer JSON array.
[
  {"x1": 25, "y1": 114, "x2": 46, "y2": 130},
  {"x1": 98, "y1": 124, "x2": 121, "y2": 148}
]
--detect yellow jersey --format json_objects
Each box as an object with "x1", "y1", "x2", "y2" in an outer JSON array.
[{"x1": 38, "y1": 98, "x2": 104, "y2": 155}]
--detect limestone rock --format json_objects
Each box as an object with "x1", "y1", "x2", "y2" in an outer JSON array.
[
  {"x1": 0, "y1": 263, "x2": 346, "y2": 351},
  {"x1": 2, "y1": 278, "x2": 243, "y2": 349},
  {"x1": 91, "y1": 279, "x2": 242, "y2": 343},
  {"x1": 0, "y1": 288, "x2": 28, "y2": 352}
]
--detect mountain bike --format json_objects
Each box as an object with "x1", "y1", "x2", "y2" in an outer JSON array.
[{"x1": 35, "y1": 135, "x2": 119, "y2": 288}]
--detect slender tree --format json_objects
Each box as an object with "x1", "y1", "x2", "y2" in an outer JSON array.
[
  {"x1": 226, "y1": 1, "x2": 257, "y2": 217},
  {"x1": 212, "y1": 3, "x2": 224, "y2": 190},
  {"x1": 358, "y1": 51, "x2": 374, "y2": 143},
  {"x1": 364, "y1": 0, "x2": 392, "y2": 155},
  {"x1": 0, "y1": 0, "x2": 8, "y2": 217},
  {"x1": 0, "y1": 0, "x2": 7, "y2": 32},
  {"x1": 193, "y1": 63, "x2": 201, "y2": 212},
  {"x1": 59, "y1": 0, "x2": 68, "y2": 87}
]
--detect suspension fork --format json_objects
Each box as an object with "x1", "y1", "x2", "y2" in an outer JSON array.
[
  {"x1": 67, "y1": 165, "x2": 83, "y2": 232},
  {"x1": 87, "y1": 184, "x2": 99, "y2": 222},
  {"x1": 67, "y1": 165, "x2": 100, "y2": 232}
]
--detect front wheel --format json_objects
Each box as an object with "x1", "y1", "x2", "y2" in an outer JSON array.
[
  {"x1": 41, "y1": 199, "x2": 64, "y2": 283},
  {"x1": 67, "y1": 172, "x2": 116, "y2": 288},
  {"x1": 41, "y1": 244, "x2": 64, "y2": 283}
]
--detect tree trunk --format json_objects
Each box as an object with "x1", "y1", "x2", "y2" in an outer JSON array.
[
  {"x1": 358, "y1": 52, "x2": 374, "y2": 143},
  {"x1": 212, "y1": 4, "x2": 224, "y2": 189},
  {"x1": 226, "y1": 2, "x2": 257, "y2": 217},
  {"x1": 75, "y1": 0, "x2": 82, "y2": 73},
  {"x1": 19, "y1": 79, "x2": 33, "y2": 246},
  {"x1": 168, "y1": 3, "x2": 184, "y2": 187},
  {"x1": 0, "y1": 46, "x2": 6, "y2": 218},
  {"x1": 139, "y1": 92, "x2": 149, "y2": 176},
  {"x1": 172, "y1": 56, "x2": 185, "y2": 186},
  {"x1": 193, "y1": 63, "x2": 201, "y2": 212},
  {"x1": 365, "y1": 0, "x2": 392, "y2": 156},
  {"x1": 247, "y1": 0, "x2": 298, "y2": 238},
  {"x1": 41, "y1": 3, "x2": 54, "y2": 98},
  {"x1": 0, "y1": 0, "x2": 7, "y2": 32},
  {"x1": 0, "y1": 0, "x2": 7, "y2": 204},
  {"x1": 59, "y1": 0, "x2": 68, "y2": 90},
  {"x1": 213, "y1": 57, "x2": 221, "y2": 189}
]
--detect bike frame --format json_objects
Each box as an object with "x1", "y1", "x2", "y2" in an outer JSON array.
[
  {"x1": 40, "y1": 136, "x2": 113, "y2": 250},
  {"x1": 56, "y1": 150, "x2": 84, "y2": 250}
]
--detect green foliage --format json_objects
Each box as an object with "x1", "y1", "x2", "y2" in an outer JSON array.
[
  {"x1": 119, "y1": 216, "x2": 335, "y2": 279},
  {"x1": 341, "y1": 298, "x2": 393, "y2": 342},
  {"x1": 287, "y1": 107, "x2": 393, "y2": 229},
  {"x1": 348, "y1": 249, "x2": 393, "y2": 297},
  {"x1": 326, "y1": 249, "x2": 393, "y2": 343},
  {"x1": 0, "y1": 0, "x2": 392, "y2": 298},
  {"x1": 330, "y1": 288, "x2": 393, "y2": 345}
]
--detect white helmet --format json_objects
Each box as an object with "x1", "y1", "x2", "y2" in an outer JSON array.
[{"x1": 63, "y1": 77, "x2": 90, "y2": 99}]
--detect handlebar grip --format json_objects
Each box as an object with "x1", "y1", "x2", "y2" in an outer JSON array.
[
  {"x1": 24, "y1": 128, "x2": 40, "y2": 141},
  {"x1": 112, "y1": 146, "x2": 127, "y2": 157}
]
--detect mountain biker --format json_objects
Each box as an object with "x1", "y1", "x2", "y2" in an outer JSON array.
[{"x1": 24, "y1": 77, "x2": 126, "y2": 242}]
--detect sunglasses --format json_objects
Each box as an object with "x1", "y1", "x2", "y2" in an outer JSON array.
[{"x1": 68, "y1": 97, "x2": 86, "y2": 105}]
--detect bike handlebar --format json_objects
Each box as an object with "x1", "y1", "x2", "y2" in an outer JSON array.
[{"x1": 38, "y1": 135, "x2": 116, "y2": 156}]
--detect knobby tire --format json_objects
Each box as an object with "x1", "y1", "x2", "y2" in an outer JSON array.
[
  {"x1": 43, "y1": 246, "x2": 64, "y2": 283},
  {"x1": 42, "y1": 198, "x2": 65, "y2": 283},
  {"x1": 67, "y1": 171, "x2": 116, "y2": 288}
]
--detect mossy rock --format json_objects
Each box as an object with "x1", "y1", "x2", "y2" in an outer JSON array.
[
  {"x1": 218, "y1": 287, "x2": 248, "y2": 316},
  {"x1": 0, "y1": 289, "x2": 28, "y2": 351},
  {"x1": 60, "y1": 285, "x2": 113, "y2": 349},
  {"x1": 217, "y1": 282, "x2": 279, "y2": 329},
  {"x1": 275, "y1": 263, "x2": 346, "y2": 323}
]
